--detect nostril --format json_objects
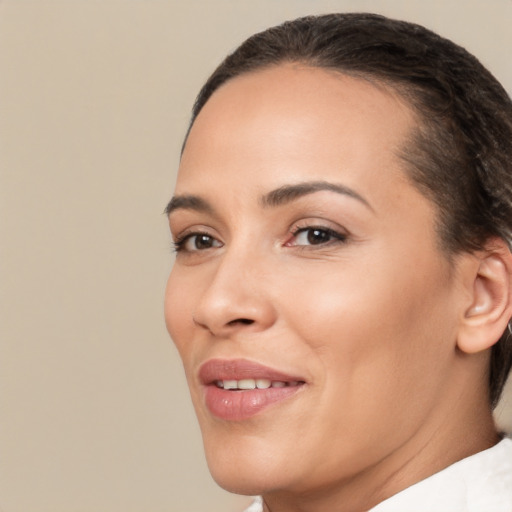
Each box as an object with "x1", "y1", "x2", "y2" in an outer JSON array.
[{"x1": 228, "y1": 318, "x2": 254, "y2": 326}]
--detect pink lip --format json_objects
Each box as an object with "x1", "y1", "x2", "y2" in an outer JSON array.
[{"x1": 199, "y1": 358, "x2": 306, "y2": 421}]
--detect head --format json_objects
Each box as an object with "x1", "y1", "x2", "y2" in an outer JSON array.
[
  {"x1": 165, "y1": 13, "x2": 512, "y2": 504},
  {"x1": 184, "y1": 12, "x2": 512, "y2": 407}
]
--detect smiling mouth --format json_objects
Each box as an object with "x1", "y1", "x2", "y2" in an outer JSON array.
[
  {"x1": 214, "y1": 379, "x2": 303, "y2": 390},
  {"x1": 199, "y1": 358, "x2": 306, "y2": 385},
  {"x1": 199, "y1": 359, "x2": 306, "y2": 420}
]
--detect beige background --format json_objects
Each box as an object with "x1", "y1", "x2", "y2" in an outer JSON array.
[{"x1": 0, "y1": 1, "x2": 511, "y2": 511}]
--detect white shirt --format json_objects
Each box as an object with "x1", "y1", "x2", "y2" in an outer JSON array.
[{"x1": 243, "y1": 438, "x2": 512, "y2": 512}]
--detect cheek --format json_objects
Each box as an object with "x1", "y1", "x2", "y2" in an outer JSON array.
[
  {"x1": 164, "y1": 269, "x2": 196, "y2": 358},
  {"x1": 280, "y1": 251, "x2": 457, "y2": 393},
  {"x1": 274, "y1": 254, "x2": 458, "y2": 474}
]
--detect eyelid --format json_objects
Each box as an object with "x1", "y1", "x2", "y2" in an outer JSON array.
[
  {"x1": 289, "y1": 218, "x2": 349, "y2": 236},
  {"x1": 285, "y1": 220, "x2": 349, "y2": 247},
  {"x1": 171, "y1": 223, "x2": 216, "y2": 242},
  {"x1": 172, "y1": 225, "x2": 223, "y2": 253}
]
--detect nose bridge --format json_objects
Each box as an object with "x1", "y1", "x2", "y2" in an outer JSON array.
[{"x1": 193, "y1": 241, "x2": 276, "y2": 335}]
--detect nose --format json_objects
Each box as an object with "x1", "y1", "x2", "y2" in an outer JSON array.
[{"x1": 192, "y1": 249, "x2": 277, "y2": 338}]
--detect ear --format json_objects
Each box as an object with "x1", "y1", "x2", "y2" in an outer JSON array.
[{"x1": 457, "y1": 238, "x2": 512, "y2": 354}]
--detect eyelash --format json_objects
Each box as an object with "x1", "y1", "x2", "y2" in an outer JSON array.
[
  {"x1": 172, "y1": 230, "x2": 219, "y2": 253},
  {"x1": 172, "y1": 225, "x2": 347, "y2": 253},
  {"x1": 287, "y1": 225, "x2": 347, "y2": 247}
]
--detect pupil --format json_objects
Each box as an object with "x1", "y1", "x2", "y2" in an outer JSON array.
[
  {"x1": 196, "y1": 235, "x2": 213, "y2": 249},
  {"x1": 307, "y1": 229, "x2": 329, "y2": 245}
]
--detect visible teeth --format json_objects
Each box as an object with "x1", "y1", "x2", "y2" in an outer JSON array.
[
  {"x1": 238, "y1": 379, "x2": 256, "y2": 390},
  {"x1": 216, "y1": 379, "x2": 299, "y2": 390},
  {"x1": 223, "y1": 380, "x2": 238, "y2": 390},
  {"x1": 256, "y1": 379, "x2": 271, "y2": 389}
]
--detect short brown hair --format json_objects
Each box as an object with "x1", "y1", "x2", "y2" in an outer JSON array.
[{"x1": 185, "y1": 13, "x2": 512, "y2": 406}]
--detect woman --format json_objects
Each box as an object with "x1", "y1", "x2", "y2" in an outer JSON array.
[{"x1": 164, "y1": 13, "x2": 512, "y2": 512}]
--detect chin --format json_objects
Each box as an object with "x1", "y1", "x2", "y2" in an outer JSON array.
[
  {"x1": 201, "y1": 429, "x2": 294, "y2": 496},
  {"x1": 209, "y1": 467, "x2": 270, "y2": 496}
]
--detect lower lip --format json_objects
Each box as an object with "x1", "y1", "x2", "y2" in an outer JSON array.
[{"x1": 204, "y1": 384, "x2": 303, "y2": 421}]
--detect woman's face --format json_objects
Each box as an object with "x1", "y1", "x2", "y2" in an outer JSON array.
[{"x1": 165, "y1": 65, "x2": 466, "y2": 496}]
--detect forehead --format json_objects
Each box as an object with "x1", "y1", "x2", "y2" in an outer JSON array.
[{"x1": 177, "y1": 64, "x2": 418, "y2": 204}]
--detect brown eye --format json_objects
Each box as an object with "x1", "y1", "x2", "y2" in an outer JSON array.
[
  {"x1": 192, "y1": 234, "x2": 216, "y2": 250},
  {"x1": 306, "y1": 229, "x2": 331, "y2": 245},
  {"x1": 291, "y1": 227, "x2": 346, "y2": 246},
  {"x1": 174, "y1": 233, "x2": 223, "y2": 253}
]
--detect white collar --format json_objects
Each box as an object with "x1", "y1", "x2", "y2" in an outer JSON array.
[{"x1": 371, "y1": 438, "x2": 512, "y2": 512}]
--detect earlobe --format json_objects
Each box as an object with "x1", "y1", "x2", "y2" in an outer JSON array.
[{"x1": 457, "y1": 239, "x2": 512, "y2": 354}]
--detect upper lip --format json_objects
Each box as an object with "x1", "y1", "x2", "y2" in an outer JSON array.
[{"x1": 199, "y1": 358, "x2": 305, "y2": 385}]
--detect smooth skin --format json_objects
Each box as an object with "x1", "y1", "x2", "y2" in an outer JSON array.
[{"x1": 165, "y1": 64, "x2": 512, "y2": 512}]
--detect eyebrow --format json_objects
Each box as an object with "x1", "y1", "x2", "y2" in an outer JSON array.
[
  {"x1": 164, "y1": 195, "x2": 214, "y2": 216},
  {"x1": 261, "y1": 181, "x2": 373, "y2": 211},
  {"x1": 165, "y1": 180, "x2": 373, "y2": 217}
]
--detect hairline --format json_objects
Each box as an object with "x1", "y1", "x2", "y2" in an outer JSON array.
[{"x1": 182, "y1": 60, "x2": 463, "y2": 261}]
